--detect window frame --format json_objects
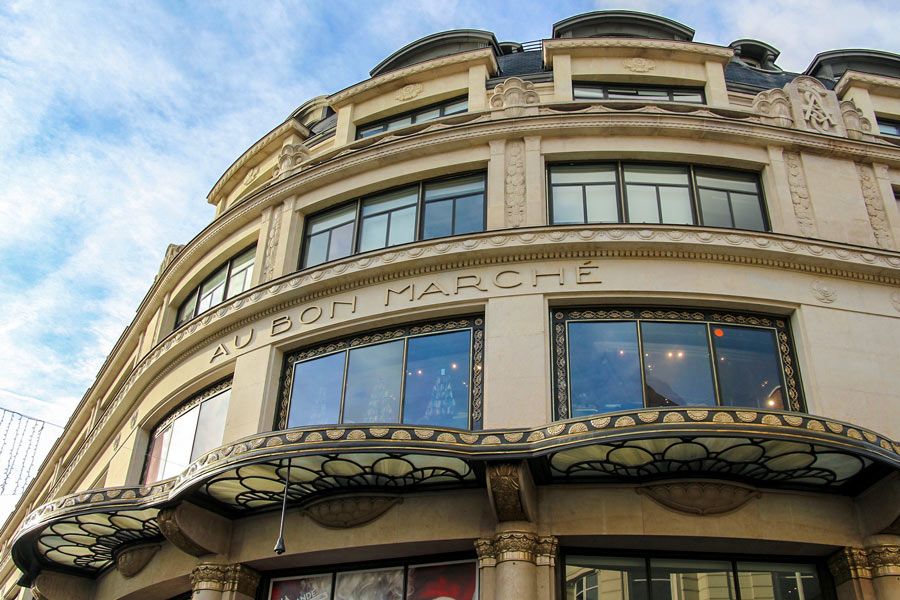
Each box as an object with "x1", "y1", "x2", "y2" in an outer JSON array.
[
  {"x1": 876, "y1": 116, "x2": 900, "y2": 137},
  {"x1": 141, "y1": 379, "x2": 232, "y2": 484},
  {"x1": 550, "y1": 308, "x2": 804, "y2": 421},
  {"x1": 547, "y1": 162, "x2": 770, "y2": 232},
  {"x1": 573, "y1": 82, "x2": 706, "y2": 104},
  {"x1": 355, "y1": 95, "x2": 468, "y2": 139},
  {"x1": 299, "y1": 172, "x2": 487, "y2": 269},
  {"x1": 175, "y1": 244, "x2": 256, "y2": 327},
  {"x1": 277, "y1": 316, "x2": 485, "y2": 431}
]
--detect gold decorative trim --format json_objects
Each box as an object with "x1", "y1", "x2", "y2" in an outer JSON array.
[
  {"x1": 867, "y1": 544, "x2": 900, "y2": 577},
  {"x1": 190, "y1": 563, "x2": 260, "y2": 596},
  {"x1": 492, "y1": 531, "x2": 539, "y2": 563}
]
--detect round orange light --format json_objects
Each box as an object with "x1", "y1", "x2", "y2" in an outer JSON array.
[{"x1": 713, "y1": 328, "x2": 724, "y2": 337}]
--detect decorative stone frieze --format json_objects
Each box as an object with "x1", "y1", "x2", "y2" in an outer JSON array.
[
  {"x1": 272, "y1": 143, "x2": 310, "y2": 179},
  {"x1": 828, "y1": 547, "x2": 872, "y2": 586},
  {"x1": 636, "y1": 481, "x2": 760, "y2": 515},
  {"x1": 490, "y1": 77, "x2": 540, "y2": 118},
  {"x1": 394, "y1": 83, "x2": 423, "y2": 101},
  {"x1": 623, "y1": 57, "x2": 655, "y2": 73},
  {"x1": 190, "y1": 563, "x2": 260, "y2": 596},
  {"x1": 303, "y1": 494, "x2": 402, "y2": 528},
  {"x1": 114, "y1": 542, "x2": 160, "y2": 577},
  {"x1": 504, "y1": 140, "x2": 526, "y2": 227},
  {"x1": 892, "y1": 291, "x2": 900, "y2": 313},
  {"x1": 782, "y1": 152, "x2": 817, "y2": 237},
  {"x1": 867, "y1": 545, "x2": 900, "y2": 577},
  {"x1": 857, "y1": 163, "x2": 895, "y2": 250}
]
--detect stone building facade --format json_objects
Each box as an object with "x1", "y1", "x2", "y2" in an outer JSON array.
[{"x1": 3, "y1": 11, "x2": 900, "y2": 600}]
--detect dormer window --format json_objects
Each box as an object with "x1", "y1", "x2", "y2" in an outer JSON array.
[
  {"x1": 356, "y1": 97, "x2": 468, "y2": 139},
  {"x1": 573, "y1": 83, "x2": 704, "y2": 103}
]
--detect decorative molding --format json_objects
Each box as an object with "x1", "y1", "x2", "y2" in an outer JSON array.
[
  {"x1": 157, "y1": 507, "x2": 209, "y2": 556},
  {"x1": 114, "y1": 543, "x2": 160, "y2": 577},
  {"x1": 828, "y1": 547, "x2": 871, "y2": 585},
  {"x1": 504, "y1": 139, "x2": 526, "y2": 227},
  {"x1": 857, "y1": 162, "x2": 895, "y2": 250},
  {"x1": 636, "y1": 481, "x2": 760, "y2": 515},
  {"x1": 261, "y1": 206, "x2": 282, "y2": 283},
  {"x1": 394, "y1": 83, "x2": 423, "y2": 101},
  {"x1": 272, "y1": 143, "x2": 310, "y2": 180},
  {"x1": 841, "y1": 100, "x2": 873, "y2": 140},
  {"x1": 783, "y1": 152, "x2": 817, "y2": 237},
  {"x1": 242, "y1": 165, "x2": 260, "y2": 186},
  {"x1": 752, "y1": 89, "x2": 793, "y2": 128},
  {"x1": 835, "y1": 70, "x2": 900, "y2": 96},
  {"x1": 542, "y1": 38, "x2": 733, "y2": 60},
  {"x1": 190, "y1": 563, "x2": 260, "y2": 596},
  {"x1": 492, "y1": 531, "x2": 539, "y2": 563},
  {"x1": 303, "y1": 494, "x2": 402, "y2": 528},
  {"x1": 810, "y1": 279, "x2": 837, "y2": 304},
  {"x1": 623, "y1": 57, "x2": 655, "y2": 73},
  {"x1": 490, "y1": 77, "x2": 540, "y2": 118},
  {"x1": 486, "y1": 462, "x2": 534, "y2": 522},
  {"x1": 784, "y1": 76, "x2": 845, "y2": 136},
  {"x1": 867, "y1": 545, "x2": 900, "y2": 577},
  {"x1": 535, "y1": 536, "x2": 559, "y2": 567}
]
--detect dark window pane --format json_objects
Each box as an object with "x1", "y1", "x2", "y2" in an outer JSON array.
[
  {"x1": 289, "y1": 353, "x2": 345, "y2": 427},
  {"x1": 550, "y1": 165, "x2": 616, "y2": 185},
  {"x1": 731, "y1": 192, "x2": 765, "y2": 231},
  {"x1": 343, "y1": 340, "x2": 404, "y2": 423},
  {"x1": 650, "y1": 559, "x2": 735, "y2": 600},
  {"x1": 176, "y1": 289, "x2": 199, "y2": 325},
  {"x1": 406, "y1": 561, "x2": 476, "y2": 600},
  {"x1": 641, "y1": 322, "x2": 716, "y2": 407},
  {"x1": 358, "y1": 124, "x2": 383, "y2": 138},
  {"x1": 553, "y1": 186, "x2": 586, "y2": 224},
  {"x1": 568, "y1": 322, "x2": 643, "y2": 415},
  {"x1": 626, "y1": 185, "x2": 660, "y2": 223},
  {"x1": 699, "y1": 189, "x2": 733, "y2": 227},
  {"x1": 573, "y1": 85, "x2": 606, "y2": 100},
  {"x1": 403, "y1": 331, "x2": 470, "y2": 428},
  {"x1": 565, "y1": 556, "x2": 649, "y2": 600},
  {"x1": 737, "y1": 562, "x2": 822, "y2": 600},
  {"x1": 335, "y1": 567, "x2": 403, "y2": 599},
  {"x1": 443, "y1": 99, "x2": 467, "y2": 114},
  {"x1": 309, "y1": 205, "x2": 355, "y2": 234},
  {"x1": 191, "y1": 389, "x2": 230, "y2": 461},
  {"x1": 712, "y1": 326, "x2": 785, "y2": 410},
  {"x1": 879, "y1": 120, "x2": 900, "y2": 136},
  {"x1": 424, "y1": 175, "x2": 485, "y2": 201},
  {"x1": 585, "y1": 185, "x2": 618, "y2": 222},
  {"x1": 454, "y1": 193, "x2": 484, "y2": 235},
  {"x1": 624, "y1": 165, "x2": 689, "y2": 185},
  {"x1": 385, "y1": 115, "x2": 413, "y2": 130},
  {"x1": 363, "y1": 188, "x2": 418, "y2": 216},
  {"x1": 415, "y1": 108, "x2": 440, "y2": 121},
  {"x1": 270, "y1": 574, "x2": 333, "y2": 600},
  {"x1": 144, "y1": 427, "x2": 171, "y2": 484},
  {"x1": 659, "y1": 186, "x2": 693, "y2": 224},
  {"x1": 304, "y1": 231, "x2": 329, "y2": 267},
  {"x1": 162, "y1": 405, "x2": 200, "y2": 479},
  {"x1": 673, "y1": 91, "x2": 704, "y2": 103},
  {"x1": 328, "y1": 221, "x2": 355, "y2": 260},
  {"x1": 423, "y1": 199, "x2": 453, "y2": 239}
]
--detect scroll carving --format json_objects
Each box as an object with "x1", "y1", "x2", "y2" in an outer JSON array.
[
  {"x1": 490, "y1": 77, "x2": 540, "y2": 118},
  {"x1": 783, "y1": 152, "x2": 817, "y2": 236},
  {"x1": 262, "y1": 206, "x2": 282, "y2": 282},
  {"x1": 272, "y1": 143, "x2": 310, "y2": 179},
  {"x1": 504, "y1": 140, "x2": 526, "y2": 227},
  {"x1": 841, "y1": 100, "x2": 872, "y2": 140},
  {"x1": 636, "y1": 481, "x2": 760, "y2": 515},
  {"x1": 752, "y1": 89, "x2": 793, "y2": 128},
  {"x1": 303, "y1": 494, "x2": 402, "y2": 528},
  {"x1": 115, "y1": 543, "x2": 160, "y2": 577},
  {"x1": 857, "y1": 163, "x2": 894, "y2": 249},
  {"x1": 784, "y1": 76, "x2": 845, "y2": 136},
  {"x1": 190, "y1": 563, "x2": 260, "y2": 596}
]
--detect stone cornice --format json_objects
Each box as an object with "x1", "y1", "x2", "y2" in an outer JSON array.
[
  {"x1": 835, "y1": 70, "x2": 900, "y2": 97},
  {"x1": 328, "y1": 48, "x2": 498, "y2": 108},
  {"x1": 543, "y1": 37, "x2": 733, "y2": 67}
]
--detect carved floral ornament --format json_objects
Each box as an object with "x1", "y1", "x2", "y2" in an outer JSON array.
[
  {"x1": 810, "y1": 279, "x2": 837, "y2": 303},
  {"x1": 394, "y1": 83, "x2": 423, "y2": 101},
  {"x1": 828, "y1": 545, "x2": 900, "y2": 584},
  {"x1": 475, "y1": 532, "x2": 558, "y2": 564},
  {"x1": 272, "y1": 143, "x2": 310, "y2": 179},
  {"x1": 623, "y1": 57, "x2": 655, "y2": 73},
  {"x1": 490, "y1": 77, "x2": 540, "y2": 117},
  {"x1": 190, "y1": 563, "x2": 260, "y2": 595}
]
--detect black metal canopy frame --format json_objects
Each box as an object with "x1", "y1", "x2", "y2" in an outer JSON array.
[{"x1": 11, "y1": 406, "x2": 900, "y2": 584}]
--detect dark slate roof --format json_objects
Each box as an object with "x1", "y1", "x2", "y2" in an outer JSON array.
[
  {"x1": 497, "y1": 51, "x2": 545, "y2": 77},
  {"x1": 309, "y1": 113, "x2": 338, "y2": 135},
  {"x1": 724, "y1": 60, "x2": 834, "y2": 92}
]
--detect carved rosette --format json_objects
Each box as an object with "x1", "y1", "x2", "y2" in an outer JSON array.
[
  {"x1": 623, "y1": 57, "x2": 654, "y2": 73},
  {"x1": 272, "y1": 143, "x2": 310, "y2": 179},
  {"x1": 504, "y1": 140, "x2": 526, "y2": 227},
  {"x1": 783, "y1": 152, "x2": 816, "y2": 236},
  {"x1": 867, "y1": 545, "x2": 900, "y2": 577},
  {"x1": 302, "y1": 494, "x2": 402, "y2": 528},
  {"x1": 752, "y1": 89, "x2": 793, "y2": 128},
  {"x1": 810, "y1": 279, "x2": 837, "y2": 304},
  {"x1": 857, "y1": 163, "x2": 895, "y2": 250},
  {"x1": 115, "y1": 543, "x2": 160, "y2": 577},
  {"x1": 394, "y1": 83, "x2": 423, "y2": 101},
  {"x1": 636, "y1": 481, "x2": 760, "y2": 515},
  {"x1": 490, "y1": 77, "x2": 540, "y2": 118},
  {"x1": 828, "y1": 547, "x2": 871, "y2": 586},
  {"x1": 493, "y1": 531, "x2": 540, "y2": 563},
  {"x1": 190, "y1": 563, "x2": 260, "y2": 596}
]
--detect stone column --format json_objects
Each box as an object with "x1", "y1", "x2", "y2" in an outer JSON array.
[
  {"x1": 535, "y1": 536, "x2": 559, "y2": 600},
  {"x1": 866, "y1": 536, "x2": 900, "y2": 600},
  {"x1": 828, "y1": 547, "x2": 876, "y2": 600},
  {"x1": 190, "y1": 563, "x2": 260, "y2": 600},
  {"x1": 494, "y1": 530, "x2": 539, "y2": 600},
  {"x1": 475, "y1": 538, "x2": 497, "y2": 600}
]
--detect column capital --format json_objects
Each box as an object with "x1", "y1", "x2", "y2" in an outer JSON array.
[
  {"x1": 828, "y1": 547, "x2": 872, "y2": 585},
  {"x1": 867, "y1": 544, "x2": 900, "y2": 577},
  {"x1": 535, "y1": 536, "x2": 559, "y2": 567},
  {"x1": 492, "y1": 531, "x2": 540, "y2": 563},
  {"x1": 191, "y1": 563, "x2": 260, "y2": 597}
]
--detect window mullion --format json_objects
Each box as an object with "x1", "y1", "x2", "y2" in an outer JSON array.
[
  {"x1": 338, "y1": 350, "x2": 350, "y2": 424},
  {"x1": 398, "y1": 338, "x2": 409, "y2": 424},
  {"x1": 636, "y1": 320, "x2": 648, "y2": 408},
  {"x1": 707, "y1": 322, "x2": 723, "y2": 407}
]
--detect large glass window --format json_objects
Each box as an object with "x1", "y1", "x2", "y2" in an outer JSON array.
[
  {"x1": 565, "y1": 555, "x2": 825, "y2": 600},
  {"x1": 573, "y1": 83, "x2": 705, "y2": 104},
  {"x1": 356, "y1": 96, "x2": 468, "y2": 139},
  {"x1": 301, "y1": 173, "x2": 486, "y2": 268},
  {"x1": 143, "y1": 381, "x2": 231, "y2": 484},
  {"x1": 176, "y1": 246, "x2": 256, "y2": 327},
  {"x1": 552, "y1": 309, "x2": 802, "y2": 421},
  {"x1": 269, "y1": 559, "x2": 477, "y2": 600},
  {"x1": 279, "y1": 318, "x2": 484, "y2": 430},
  {"x1": 548, "y1": 164, "x2": 768, "y2": 232}
]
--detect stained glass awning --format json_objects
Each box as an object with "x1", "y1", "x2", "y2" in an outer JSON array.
[{"x1": 12, "y1": 407, "x2": 900, "y2": 581}]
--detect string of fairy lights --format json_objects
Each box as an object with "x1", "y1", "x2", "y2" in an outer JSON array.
[{"x1": 0, "y1": 407, "x2": 61, "y2": 497}]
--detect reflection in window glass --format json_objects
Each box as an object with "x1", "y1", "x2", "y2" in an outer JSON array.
[
  {"x1": 566, "y1": 556, "x2": 649, "y2": 600},
  {"x1": 406, "y1": 560, "x2": 477, "y2": 600},
  {"x1": 574, "y1": 83, "x2": 705, "y2": 103},
  {"x1": 423, "y1": 175, "x2": 485, "y2": 239},
  {"x1": 403, "y1": 331, "x2": 470, "y2": 428},
  {"x1": 191, "y1": 389, "x2": 230, "y2": 461},
  {"x1": 335, "y1": 567, "x2": 403, "y2": 600},
  {"x1": 737, "y1": 562, "x2": 823, "y2": 600},
  {"x1": 343, "y1": 340, "x2": 404, "y2": 423},
  {"x1": 712, "y1": 326, "x2": 785, "y2": 410},
  {"x1": 304, "y1": 206, "x2": 356, "y2": 267},
  {"x1": 196, "y1": 266, "x2": 227, "y2": 314},
  {"x1": 356, "y1": 97, "x2": 468, "y2": 139},
  {"x1": 696, "y1": 170, "x2": 765, "y2": 231},
  {"x1": 270, "y1": 574, "x2": 333, "y2": 600},
  {"x1": 176, "y1": 246, "x2": 256, "y2": 326},
  {"x1": 226, "y1": 247, "x2": 255, "y2": 299},
  {"x1": 289, "y1": 353, "x2": 345, "y2": 427},
  {"x1": 568, "y1": 322, "x2": 643, "y2": 416},
  {"x1": 650, "y1": 559, "x2": 736, "y2": 600},
  {"x1": 641, "y1": 322, "x2": 716, "y2": 407}
]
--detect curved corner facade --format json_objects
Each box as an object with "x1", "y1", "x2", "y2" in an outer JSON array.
[{"x1": 4, "y1": 11, "x2": 900, "y2": 600}]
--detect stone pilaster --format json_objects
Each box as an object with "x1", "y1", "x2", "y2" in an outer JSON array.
[
  {"x1": 866, "y1": 537, "x2": 900, "y2": 600},
  {"x1": 190, "y1": 563, "x2": 260, "y2": 600},
  {"x1": 475, "y1": 532, "x2": 557, "y2": 600}
]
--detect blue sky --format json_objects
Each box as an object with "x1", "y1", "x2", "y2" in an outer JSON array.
[{"x1": 0, "y1": 0, "x2": 898, "y2": 509}]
